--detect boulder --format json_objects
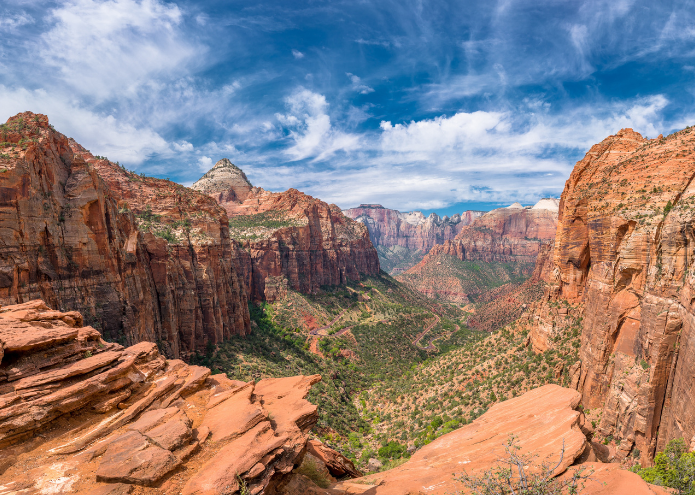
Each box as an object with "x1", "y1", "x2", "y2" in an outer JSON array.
[{"x1": 307, "y1": 440, "x2": 362, "y2": 478}]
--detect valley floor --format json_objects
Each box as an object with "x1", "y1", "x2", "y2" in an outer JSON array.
[{"x1": 191, "y1": 271, "x2": 584, "y2": 474}]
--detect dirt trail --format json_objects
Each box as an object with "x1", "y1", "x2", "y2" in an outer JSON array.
[
  {"x1": 309, "y1": 308, "x2": 348, "y2": 336},
  {"x1": 411, "y1": 315, "x2": 441, "y2": 349}
]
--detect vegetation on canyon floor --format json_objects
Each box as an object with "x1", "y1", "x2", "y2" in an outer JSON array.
[
  {"x1": 397, "y1": 253, "x2": 534, "y2": 303},
  {"x1": 191, "y1": 270, "x2": 582, "y2": 473},
  {"x1": 375, "y1": 245, "x2": 426, "y2": 274}
]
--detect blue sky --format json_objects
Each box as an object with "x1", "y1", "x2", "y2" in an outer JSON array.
[{"x1": 1, "y1": 0, "x2": 695, "y2": 213}]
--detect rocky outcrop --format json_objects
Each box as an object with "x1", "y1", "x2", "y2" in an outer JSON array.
[
  {"x1": 0, "y1": 300, "x2": 320, "y2": 494},
  {"x1": 0, "y1": 112, "x2": 249, "y2": 358},
  {"x1": 536, "y1": 126, "x2": 695, "y2": 462},
  {"x1": 192, "y1": 160, "x2": 380, "y2": 302},
  {"x1": 336, "y1": 384, "x2": 639, "y2": 495},
  {"x1": 334, "y1": 385, "x2": 667, "y2": 495}
]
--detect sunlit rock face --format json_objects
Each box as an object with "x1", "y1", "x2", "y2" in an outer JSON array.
[
  {"x1": 0, "y1": 112, "x2": 250, "y2": 358},
  {"x1": 193, "y1": 160, "x2": 380, "y2": 302},
  {"x1": 542, "y1": 126, "x2": 695, "y2": 461}
]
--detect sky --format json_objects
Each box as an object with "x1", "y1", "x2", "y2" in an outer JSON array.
[{"x1": 1, "y1": 0, "x2": 695, "y2": 214}]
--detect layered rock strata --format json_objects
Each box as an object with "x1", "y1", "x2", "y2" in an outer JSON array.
[
  {"x1": 530, "y1": 127, "x2": 695, "y2": 462},
  {"x1": 342, "y1": 205, "x2": 484, "y2": 273},
  {"x1": 0, "y1": 300, "x2": 320, "y2": 494},
  {"x1": 192, "y1": 160, "x2": 380, "y2": 302},
  {"x1": 0, "y1": 112, "x2": 249, "y2": 358},
  {"x1": 423, "y1": 199, "x2": 558, "y2": 264},
  {"x1": 396, "y1": 200, "x2": 558, "y2": 303}
]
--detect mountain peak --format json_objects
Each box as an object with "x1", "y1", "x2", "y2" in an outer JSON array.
[{"x1": 191, "y1": 158, "x2": 254, "y2": 202}]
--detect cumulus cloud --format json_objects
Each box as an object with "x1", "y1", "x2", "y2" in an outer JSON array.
[
  {"x1": 346, "y1": 73, "x2": 374, "y2": 94},
  {"x1": 292, "y1": 49, "x2": 304, "y2": 59},
  {"x1": 276, "y1": 88, "x2": 359, "y2": 161}
]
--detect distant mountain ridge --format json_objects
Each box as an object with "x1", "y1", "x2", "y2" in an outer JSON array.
[
  {"x1": 396, "y1": 198, "x2": 559, "y2": 304},
  {"x1": 342, "y1": 204, "x2": 484, "y2": 274}
]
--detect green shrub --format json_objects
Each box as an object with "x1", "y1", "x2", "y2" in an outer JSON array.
[{"x1": 633, "y1": 438, "x2": 695, "y2": 493}]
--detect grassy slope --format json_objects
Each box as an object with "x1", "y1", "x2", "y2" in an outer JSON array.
[
  {"x1": 192, "y1": 272, "x2": 572, "y2": 472},
  {"x1": 397, "y1": 253, "x2": 534, "y2": 303},
  {"x1": 359, "y1": 300, "x2": 582, "y2": 453},
  {"x1": 376, "y1": 245, "x2": 426, "y2": 274}
]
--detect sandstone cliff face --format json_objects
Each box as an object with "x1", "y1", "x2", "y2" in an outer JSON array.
[
  {"x1": 192, "y1": 160, "x2": 380, "y2": 302},
  {"x1": 538, "y1": 126, "x2": 695, "y2": 462},
  {"x1": 342, "y1": 205, "x2": 484, "y2": 274},
  {"x1": 342, "y1": 204, "x2": 484, "y2": 251},
  {"x1": 395, "y1": 200, "x2": 558, "y2": 304},
  {"x1": 0, "y1": 300, "x2": 319, "y2": 494},
  {"x1": 425, "y1": 200, "x2": 558, "y2": 264},
  {"x1": 0, "y1": 112, "x2": 249, "y2": 358}
]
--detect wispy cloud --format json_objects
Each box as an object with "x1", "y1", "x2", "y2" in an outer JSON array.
[{"x1": 0, "y1": 0, "x2": 693, "y2": 212}]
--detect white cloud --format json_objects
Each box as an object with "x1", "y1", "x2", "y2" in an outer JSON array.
[
  {"x1": 346, "y1": 73, "x2": 374, "y2": 94},
  {"x1": 173, "y1": 141, "x2": 193, "y2": 151},
  {"x1": 0, "y1": 12, "x2": 33, "y2": 30},
  {"x1": 276, "y1": 88, "x2": 359, "y2": 161},
  {"x1": 197, "y1": 155, "x2": 213, "y2": 171},
  {"x1": 38, "y1": 0, "x2": 199, "y2": 100},
  {"x1": 292, "y1": 49, "x2": 304, "y2": 59}
]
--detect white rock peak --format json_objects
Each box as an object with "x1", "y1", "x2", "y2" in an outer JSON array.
[{"x1": 531, "y1": 198, "x2": 560, "y2": 212}]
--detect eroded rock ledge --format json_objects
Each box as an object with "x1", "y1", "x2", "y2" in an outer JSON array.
[{"x1": 0, "y1": 300, "x2": 320, "y2": 494}]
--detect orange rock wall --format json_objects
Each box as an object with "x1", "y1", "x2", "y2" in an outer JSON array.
[
  {"x1": 421, "y1": 207, "x2": 557, "y2": 264},
  {"x1": 547, "y1": 126, "x2": 695, "y2": 460},
  {"x1": 220, "y1": 189, "x2": 380, "y2": 302},
  {"x1": 0, "y1": 112, "x2": 249, "y2": 358}
]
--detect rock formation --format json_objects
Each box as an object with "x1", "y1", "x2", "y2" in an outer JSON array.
[
  {"x1": 342, "y1": 204, "x2": 484, "y2": 274},
  {"x1": 396, "y1": 199, "x2": 558, "y2": 303},
  {"x1": 0, "y1": 300, "x2": 320, "y2": 494},
  {"x1": 0, "y1": 112, "x2": 249, "y2": 358},
  {"x1": 532, "y1": 126, "x2": 695, "y2": 463},
  {"x1": 192, "y1": 160, "x2": 380, "y2": 302},
  {"x1": 335, "y1": 385, "x2": 667, "y2": 495},
  {"x1": 424, "y1": 199, "x2": 558, "y2": 265}
]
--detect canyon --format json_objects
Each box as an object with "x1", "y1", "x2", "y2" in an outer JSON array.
[
  {"x1": 192, "y1": 159, "x2": 380, "y2": 302},
  {"x1": 0, "y1": 300, "x2": 665, "y2": 494},
  {"x1": 342, "y1": 204, "x2": 484, "y2": 274},
  {"x1": 2, "y1": 109, "x2": 695, "y2": 494}
]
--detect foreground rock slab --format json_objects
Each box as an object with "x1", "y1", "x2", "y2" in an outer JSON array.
[
  {"x1": 335, "y1": 385, "x2": 586, "y2": 495},
  {"x1": 0, "y1": 300, "x2": 320, "y2": 494}
]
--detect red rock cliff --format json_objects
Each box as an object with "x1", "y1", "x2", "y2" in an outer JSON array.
[
  {"x1": 0, "y1": 112, "x2": 249, "y2": 358},
  {"x1": 192, "y1": 160, "x2": 380, "y2": 302},
  {"x1": 543, "y1": 126, "x2": 695, "y2": 461},
  {"x1": 424, "y1": 200, "x2": 559, "y2": 264},
  {"x1": 0, "y1": 300, "x2": 319, "y2": 493},
  {"x1": 342, "y1": 204, "x2": 484, "y2": 252}
]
